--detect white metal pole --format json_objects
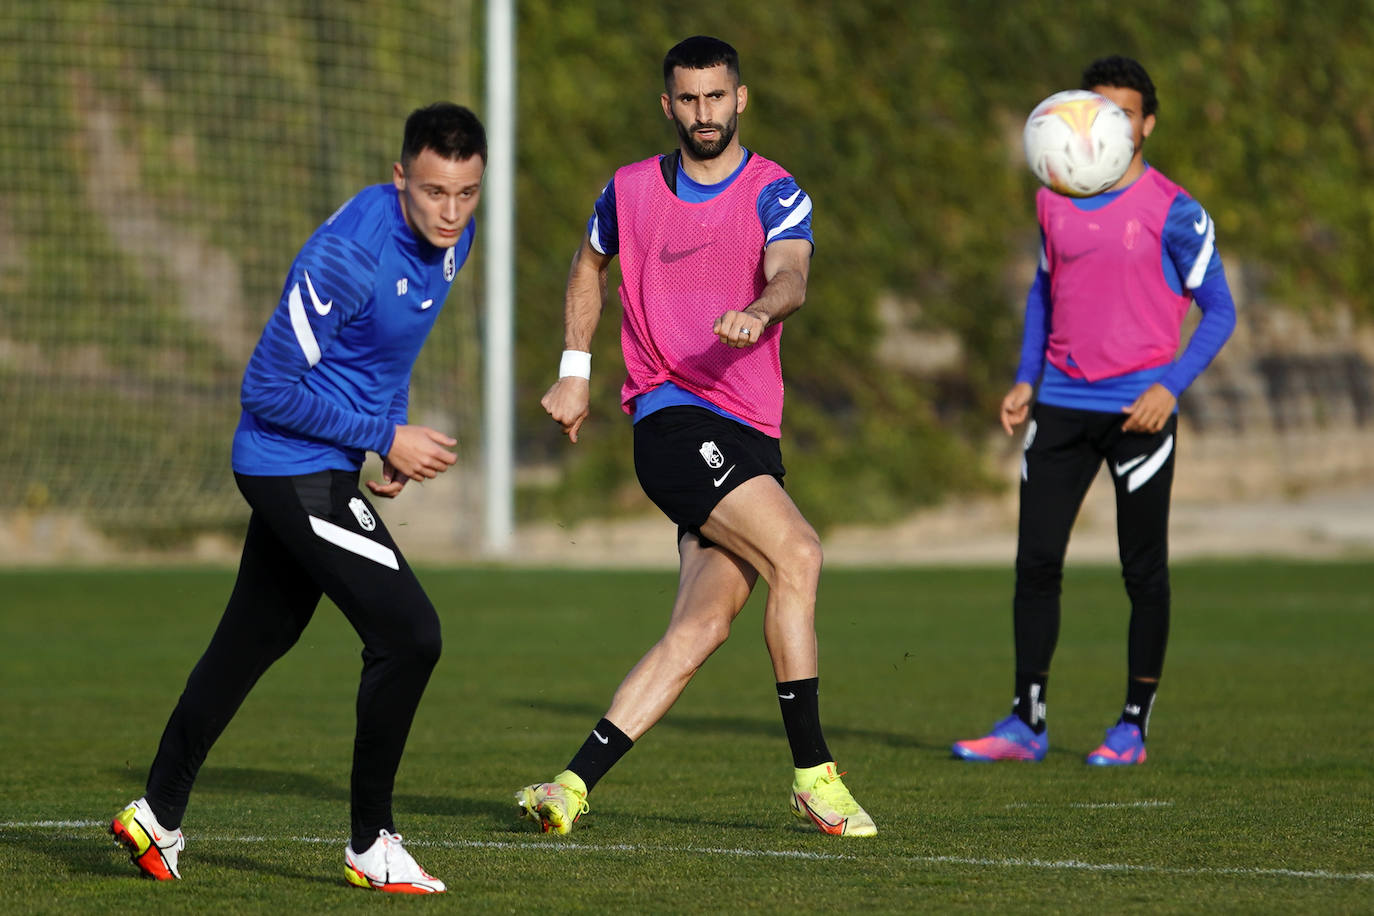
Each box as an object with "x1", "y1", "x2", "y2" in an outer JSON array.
[{"x1": 483, "y1": 0, "x2": 515, "y2": 553}]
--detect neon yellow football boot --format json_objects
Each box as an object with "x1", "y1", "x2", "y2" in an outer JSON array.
[
  {"x1": 790, "y1": 762, "x2": 877, "y2": 837},
  {"x1": 516, "y1": 769, "x2": 589, "y2": 835}
]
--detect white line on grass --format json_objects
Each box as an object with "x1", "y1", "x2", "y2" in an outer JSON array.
[
  {"x1": 1005, "y1": 800, "x2": 1175, "y2": 810},
  {"x1": 9, "y1": 820, "x2": 1370, "y2": 883}
]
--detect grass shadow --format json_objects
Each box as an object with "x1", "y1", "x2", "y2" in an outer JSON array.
[
  {"x1": 0, "y1": 828, "x2": 141, "y2": 881},
  {"x1": 395, "y1": 792, "x2": 520, "y2": 828},
  {"x1": 183, "y1": 766, "x2": 348, "y2": 802},
  {"x1": 199, "y1": 850, "x2": 338, "y2": 887},
  {"x1": 512, "y1": 697, "x2": 927, "y2": 751}
]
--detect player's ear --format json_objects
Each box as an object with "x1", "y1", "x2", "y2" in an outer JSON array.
[
  {"x1": 392, "y1": 161, "x2": 406, "y2": 190},
  {"x1": 1141, "y1": 113, "x2": 1156, "y2": 140},
  {"x1": 660, "y1": 93, "x2": 673, "y2": 120},
  {"x1": 736, "y1": 84, "x2": 748, "y2": 114}
]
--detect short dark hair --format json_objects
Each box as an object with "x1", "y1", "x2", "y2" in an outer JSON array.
[
  {"x1": 1081, "y1": 55, "x2": 1157, "y2": 117},
  {"x1": 662, "y1": 35, "x2": 740, "y2": 90},
  {"x1": 401, "y1": 102, "x2": 487, "y2": 168}
]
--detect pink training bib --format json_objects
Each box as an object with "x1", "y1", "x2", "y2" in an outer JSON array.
[
  {"x1": 1038, "y1": 168, "x2": 1193, "y2": 381},
  {"x1": 614, "y1": 153, "x2": 791, "y2": 437}
]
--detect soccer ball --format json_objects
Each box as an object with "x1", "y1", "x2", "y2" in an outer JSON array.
[{"x1": 1022, "y1": 90, "x2": 1134, "y2": 197}]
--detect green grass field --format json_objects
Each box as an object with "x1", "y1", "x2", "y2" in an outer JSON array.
[{"x1": 1, "y1": 561, "x2": 1370, "y2": 913}]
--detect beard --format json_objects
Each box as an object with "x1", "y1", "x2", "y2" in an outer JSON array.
[{"x1": 674, "y1": 112, "x2": 738, "y2": 159}]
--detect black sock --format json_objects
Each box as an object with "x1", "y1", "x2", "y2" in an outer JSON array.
[
  {"x1": 1122, "y1": 679, "x2": 1157, "y2": 738},
  {"x1": 1013, "y1": 671, "x2": 1048, "y2": 734},
  {"x1": 565, "y1": 717, "x2": 633, "y2": 792},
  {"x1": 777, "y1": 678, "x2": 832, "y2": 768},
  {"x1": 351, "y1": 821, "x2": 394, "y2": 855}
]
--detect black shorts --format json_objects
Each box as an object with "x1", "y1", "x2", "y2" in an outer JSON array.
[{"x1": 633, "y1": 406, "x2": 785, "y2": 535}]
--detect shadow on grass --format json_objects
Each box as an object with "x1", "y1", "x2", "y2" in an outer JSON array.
[
  {"x1": 199, "y1": 850, "x2": 338, "y2": 887},
  {"x1": 0, "y1": 826, "x2": 335, "y2": 889},
  {"x1": 481, "y1": 809, "x2": 786, "y2": 837},
  {"x1": 0, "y1": 829, "x2": 143, "y2": 880},
  {"x1": 194, "y1": 766, "x2": 349, "y2": 801},
  {"x1": 396, "y1": 792, "x2": 527, "y2": 828},
  {"x1": 511, "y1": 697, "x2": 927, "y2": 750},
  {"x1": 107, "y1": 764, "x2": 528, "y2": 832}
]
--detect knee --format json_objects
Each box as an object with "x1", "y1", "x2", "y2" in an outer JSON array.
[
  {"x1": 693, "y1": 617, "x2": 732, "y2": 661},
  {"x1": 671, "y1": 609, "x2": 733, "y2": 658},
  {"x1": 775, "y1": 527, "x2": 823, "y2": 591},
  {"x1": 1016, "y1": 556, "x2": 1064, "y2": 597},
  {"x1": 413, "y1": 627, "x2": 442, "y2": 669},
  {"x1": 385, "y1": 617, "x2": 442, "y2": 672},
  {"x1": 1123, "y1": 574, "x2": 1170, "y2": 607}
]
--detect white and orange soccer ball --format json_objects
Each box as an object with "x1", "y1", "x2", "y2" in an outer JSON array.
[{"x1": 1022, "y1": 90, "x2": 1134, "y2": 197}]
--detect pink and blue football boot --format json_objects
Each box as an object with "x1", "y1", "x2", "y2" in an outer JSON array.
[
  {"x1": 1085, "y1": 720, "x2": 1147, "y2": 766},
  {"x1": 952, "y1": 714, "x2": 1048, "y2": 762}
]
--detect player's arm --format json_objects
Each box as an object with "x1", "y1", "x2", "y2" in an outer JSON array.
[
  {"x1": 367, "y1": 383, "x2": 447, "y2": 499},
  {"x1": 239, "y1": 238, "x2": 393, "y2": 452},
  {"x1": 715, "y1": 237, "x2": 810, "y2": 348},
  {"x1": 1124, "y1": 197, "x2": 1237, "y2": 432},
  {"x1": 241, "y1": 237, "x2": 456, "y2": 482},
  {"x1": 541, "y1": 231, "x2": 614, "y2": 443},
  {"x1": 1156, "y1": 198, "x2": 1237, "y2": 397},
  {"x1": 716, "y1": 177, "x2": 813, "y2": 346},
  {"x1": 1002, "y1": 240, "x2": 1052, "y2": 434}
]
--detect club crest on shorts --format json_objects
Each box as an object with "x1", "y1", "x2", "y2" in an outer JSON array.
[
  {"x1": 698, "y1": 440, "x2": 725, "y2": 469},
  {"x1": 348, "y1": 497, "x2": 377, "y2": 531}
]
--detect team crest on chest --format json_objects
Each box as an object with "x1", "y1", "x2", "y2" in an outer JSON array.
[
  {"x1": 348, "y1": 497, "x2": 377, "y2": 532},
  {"x1": 444, "y1": 247, "x2": 456, "y2": 281},
  {"x1": 698, "y1": 440, "x2": 725, "y2": 469}
]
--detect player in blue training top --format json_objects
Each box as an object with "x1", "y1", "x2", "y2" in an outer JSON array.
[
  {"x1": 110, "y1": 103, "x2": 485, "y2": 894},
  {"x1": 953, "y1": 57, "x2": 1236, "y2": 767}
]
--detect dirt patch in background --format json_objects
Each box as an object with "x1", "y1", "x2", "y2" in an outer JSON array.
[{"x1": 7, "y1": 475, "x2": 1372, "y2": 570}]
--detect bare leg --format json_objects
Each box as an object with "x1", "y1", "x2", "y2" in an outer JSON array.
[
  {"x1": 698, "y1": 475, "x2": 823, "y2": 681},
  {"x1": 604, "y1": 533, "x2": 758, "y2": 739}
]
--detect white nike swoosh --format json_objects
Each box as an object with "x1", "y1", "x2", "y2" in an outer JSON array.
[
  {"x1": 1114, "y1": 454, "x2": 1148, "y2": 476},
  {"x1": 713, "y1": 466, "x2": 736, "y2": 488},
  {"x1": 592, "y1": 730, "x2": 609, "y2": 745},
  {"x1": 304, "y1": 270, "x2": 332, "y2": 316},
  {"x1": 778, "y1": 692, "x2": 796, "y2": 700},
  {"x1": 766, "y1": 194, "x2": 812, "y2": 242},
  {"x1": 778, "y1": 189, "x2": 801, "y2": 207},
  {"x1": 1193, "y1": 213, "x2": 1208, "y2": 235},
  {"x1": 1127, "y1": 434, "x2": 1174, "y2": 493},
  {"x1": 420, "y1": 299, "x2": 434, "y2": 310}
]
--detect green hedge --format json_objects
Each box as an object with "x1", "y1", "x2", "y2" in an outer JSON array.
[{"x1": 3, "y1": 1, "x2": 1368, "y2": 536}]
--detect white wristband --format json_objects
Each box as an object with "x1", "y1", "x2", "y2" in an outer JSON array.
[{"x1": 559, "y1": 349, "x2": 591, "y2": 379}]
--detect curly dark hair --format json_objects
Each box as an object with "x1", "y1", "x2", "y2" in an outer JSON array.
[{"x1": 1081, "y1": 55, "x2": 1157, "y2": 117}]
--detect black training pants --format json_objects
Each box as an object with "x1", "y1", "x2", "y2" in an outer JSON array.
[
  {"x1": 1013, "y1": 403, "x2": 1176, "y2": 681},
  {"x1": 144, "y1": 470, "x2": 441, "y2": 841}
]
